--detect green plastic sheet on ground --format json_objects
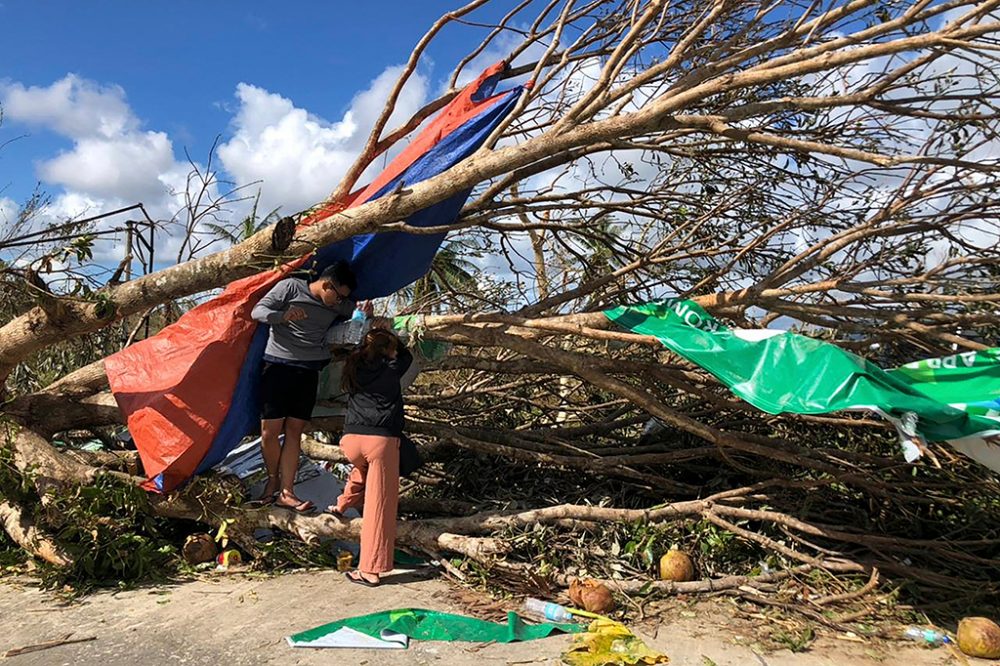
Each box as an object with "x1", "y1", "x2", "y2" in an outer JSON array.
[
  {"x1": 604, "y1": 299, "x2": 1000, "y2": 472},
  {"x1": 288, "y1": 608, "x2": 582, "y2": 649}
]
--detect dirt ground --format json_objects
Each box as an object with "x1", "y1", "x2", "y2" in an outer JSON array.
[{"x1": 0, "y1": 569, "x2": 973, "y2": 665}]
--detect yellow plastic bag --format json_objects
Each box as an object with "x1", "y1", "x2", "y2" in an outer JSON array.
[{"x1": 562, "y1": 618, "x2": 669, "y2": 665}]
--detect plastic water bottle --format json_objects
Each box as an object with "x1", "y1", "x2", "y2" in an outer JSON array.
[
  {"x1": 327, "y1": 317, "x2": 368, "y2": 345},
  {"x1": 902, "y1": 626, "x2": 951, "y2": 645},
  {"x1": 524, "y1": 597, "x2": 574, "y2": 622}
]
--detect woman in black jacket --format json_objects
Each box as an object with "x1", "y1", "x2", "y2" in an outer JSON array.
[{"x1": 327, "y1": 328, "x2": 412, "y2": 586}]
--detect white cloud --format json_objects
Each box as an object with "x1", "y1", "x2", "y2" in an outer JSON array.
[
  {"x1": 217, "y1": 65, "x2": 429, "y2": 215},
  {"x1": 1, "y1": 64, "x2": 436, "y2": 276},
  {"x1": 40, "y1": 132, "x2": 177, "y2": 201},
  {"x1": 2, "y1": 75, "x2": 138, "y2": 139},
  {"x1": 33, "y1": 192, "x2": 132, "y2": 264},
  {"x1": 0, "y1": 75, "x2": 227, "y2": 270},
  {"x1": 0, "y1": 75, "x2": 189, "y2": 217},
  {"x1": 43, "y1": 191, "x2": 107, "y2": 220},
  {"x1": 0, "y1": 196, "x2": 16, "y2": 226}
]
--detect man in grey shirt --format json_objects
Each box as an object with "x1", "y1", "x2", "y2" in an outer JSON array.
[{"x1": 250, "y1": 260, "x2": 366, "y2": 512}]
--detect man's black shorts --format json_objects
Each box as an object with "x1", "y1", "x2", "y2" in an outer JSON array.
[{"x1": 260, "y1": 362, "x2": 319, "y2": 421}]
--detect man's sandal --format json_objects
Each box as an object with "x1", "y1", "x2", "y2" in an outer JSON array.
[
  {"x1": 245, "y1": 493, "x2": 276, "y2": 508},
  {"x1": 248, "y1": 475, "x2": 280, "y2": 508},
  {"x1": 274, "y1": 497, "x2": 315, "y2": 514}
]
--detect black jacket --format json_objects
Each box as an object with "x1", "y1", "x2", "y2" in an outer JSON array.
[{"x1": 343, "y1": 347, "x2": 413, "y2": 437}]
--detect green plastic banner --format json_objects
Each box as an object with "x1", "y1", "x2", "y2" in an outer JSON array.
[
  {"x1": 890, "y1": 348, "x2": 1000, "y2": 414},
  {"x1": 604, "y1": 300, "x2": 1000, "y2": 472},
  {"x1": 287, "y1": 608, "x2": 581, "y2": 649}
]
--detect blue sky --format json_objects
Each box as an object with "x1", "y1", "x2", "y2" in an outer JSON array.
[{"x1": 0, "y1": 1, "x2": 526, "y2": 246}]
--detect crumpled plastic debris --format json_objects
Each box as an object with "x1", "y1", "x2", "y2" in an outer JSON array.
[{"x1": 562, "y1": 618, "x2": 669, "y2": 665}]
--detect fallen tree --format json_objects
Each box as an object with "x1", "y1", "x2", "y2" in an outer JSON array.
[{"x1": 3, "y1": 0, "x2": 1000, "y2": 632}]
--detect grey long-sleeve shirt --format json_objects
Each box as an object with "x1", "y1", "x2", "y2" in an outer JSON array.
[{"x1": 251, "y1": 278, "x2": 355, "y2": 364}]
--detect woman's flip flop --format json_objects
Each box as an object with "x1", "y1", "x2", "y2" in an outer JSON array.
[{"x1": 345, "y1": 570, "x2": 379, "y2": 587}]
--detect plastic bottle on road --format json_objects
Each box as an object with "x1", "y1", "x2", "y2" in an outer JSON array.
[
  {"x1": 524, "y1": 597, "x2": 574, "y2": 623},
  {"x1": 902, "y1": 626, "x2": 951, "y2": 645}
]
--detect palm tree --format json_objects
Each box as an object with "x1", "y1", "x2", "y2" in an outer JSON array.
[{"x1": 398, "y1": 239, "x2": 480, "y2": 313}]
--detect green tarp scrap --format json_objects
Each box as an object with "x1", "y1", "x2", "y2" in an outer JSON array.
[
  {"x1": 395, "y1": 314, "x2": 452, "y2": 361},
  {"x1": 287, "y1": 608, "x2": 582, "y2": 649},
  {"x1": 604, "y1": 300, "x2": 1000, "y2": 473}
]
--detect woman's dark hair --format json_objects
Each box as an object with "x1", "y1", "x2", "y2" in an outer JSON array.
[{"x1": 341, "y1": 328, "x2": 399, "y2": 393}]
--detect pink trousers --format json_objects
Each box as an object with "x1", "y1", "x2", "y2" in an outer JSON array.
[{"x1": 335, "y1": 434, "x2": 400, "y2": 575}]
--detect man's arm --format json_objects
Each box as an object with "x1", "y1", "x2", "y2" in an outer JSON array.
[{"x1": 251, "y1": 280, "x2": 297, "y2": 325}]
